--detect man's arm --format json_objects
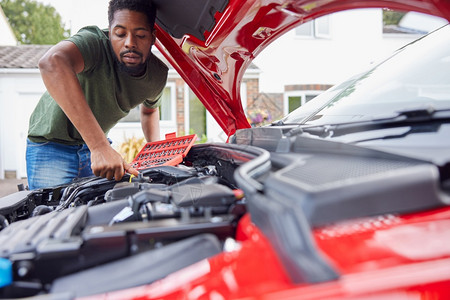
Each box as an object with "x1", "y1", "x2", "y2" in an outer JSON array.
[
  {"x1": 140, "y1": 105, "x2": 160, "y2": 142},
  {"x1": 38, "y1": 41, "x2": 138, "y2": 180}
]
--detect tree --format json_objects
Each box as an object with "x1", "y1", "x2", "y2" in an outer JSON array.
[
  {"x1": 383, "y1": 9, "x2": 406, "y2": 26},
  {"x1": 0, "y1": 0, "x2": 69, "y2": 44}
]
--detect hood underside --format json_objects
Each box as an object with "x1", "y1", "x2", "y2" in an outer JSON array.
[{"x1": 153, "y1": 0, "x2": 450, "y2": 137}]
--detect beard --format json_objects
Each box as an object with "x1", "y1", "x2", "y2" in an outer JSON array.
[{"x1": 114, "y1": 49, "x2": 149, "y2": 76}]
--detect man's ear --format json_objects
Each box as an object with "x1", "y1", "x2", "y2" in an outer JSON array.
[{"x1": 151, "y1": 30, "x2": 156, "y2": 46}]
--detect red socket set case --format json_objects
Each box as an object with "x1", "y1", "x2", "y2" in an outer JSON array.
[{"x1": 131, "y1": 133, "x2": 197, "y2": 170}]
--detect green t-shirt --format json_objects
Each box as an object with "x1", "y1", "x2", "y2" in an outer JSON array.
[{"x1": 28, "y1": 26, "x2": 168, "y2": 145}]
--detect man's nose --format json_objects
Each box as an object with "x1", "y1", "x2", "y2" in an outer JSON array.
[{"x1": 125, "y1": 34, "x2": 137, "y2": 49}]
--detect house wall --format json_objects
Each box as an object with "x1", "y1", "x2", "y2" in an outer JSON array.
[
  {"x1": 246, "y1": 78, "x2": 259, "y2": 106},
  {"x1": 0, "y1": 70, "x2": 44, "y2": 179},
  {"x1": 175, "y1": 78, "x2": 186, "y2": 135}
]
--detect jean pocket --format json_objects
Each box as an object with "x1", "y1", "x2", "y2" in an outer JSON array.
[{"x1": 27, "y1": 140, "x2": 51, "y2": 148}]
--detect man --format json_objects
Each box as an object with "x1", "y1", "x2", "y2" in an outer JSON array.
[{"x1": 26, "y1": 0, "x2": 168, "y2": 190}]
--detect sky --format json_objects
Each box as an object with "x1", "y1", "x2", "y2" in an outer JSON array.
[{"x1": 38, "y1": 0, "x2": 110, "y2": 34}]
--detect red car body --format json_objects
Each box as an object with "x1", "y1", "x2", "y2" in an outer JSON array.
[
  {"x1": 1, "y1": 1, "x2": 449, "y2": 299},
  {"x1": 78, "y1": 210, "x2": 450, "y2": 299},
  {"x1": 76, "y1": 0, "x2": 450, "y2": 299}
]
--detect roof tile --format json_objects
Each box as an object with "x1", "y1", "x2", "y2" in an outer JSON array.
[{"x1": 0, "y1": 45, "x2": 51, "y2": 68}]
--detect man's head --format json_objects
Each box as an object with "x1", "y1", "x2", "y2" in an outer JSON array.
[{"x1": 108, "y1": 0, "x2": 157, "y2": 76}]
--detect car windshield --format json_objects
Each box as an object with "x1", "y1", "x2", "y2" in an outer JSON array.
[{"x1": 282, "y1": 25, "x2": 450, "y2": 126}]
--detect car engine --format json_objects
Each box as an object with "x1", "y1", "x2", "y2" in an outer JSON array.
[{"x1": 0, "y1": 143, "x2": 254, "y2": 298}]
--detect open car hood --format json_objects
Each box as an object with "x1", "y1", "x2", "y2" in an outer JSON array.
[{"x1": 153, "y1": 0, "x2": 450, "y2": 137}]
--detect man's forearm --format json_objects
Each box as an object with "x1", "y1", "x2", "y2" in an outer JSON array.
[
  {"x1": 141, "y1": 105, "x2": 160, "y2": 142},
  {"x1": 39, "y1": 42, "x2": 110, "y2": 152},
  {"x1": 38, "y1": 41, "x2": 137, "y2": 181}
]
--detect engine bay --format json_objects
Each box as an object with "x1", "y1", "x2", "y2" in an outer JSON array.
[
  {"x1": 0, "y1": 143, "x2": 252, "y2": 298},
  {"x1": 1, "y1": 131, "x2": 448, "y2": 298}
]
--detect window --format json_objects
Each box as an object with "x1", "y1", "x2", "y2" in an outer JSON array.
[
  {"x1": 315, "y1": 16, "x2": 330, "y2": 37},
  {"x1": 284, "y1": 91, "x2": 322, "y2": 114},
  {"x1": 119, "y1": 84, "x2": 175, "y2": 123},
  {"x1": 295, "y1": 22, "x2": 313, "y2": 37},
  {"x1": 159, "y1": 83, "x2": 176, "y2": 126},
  {"x1": 188, "y1": 89, "x2": 206, "y2": 137},
  {"x1": 288, "y1": 96, "x2": 301, "y2": 113},
  {"x1": 295, "y1": 15, "x2": 330, "y2": 38}
]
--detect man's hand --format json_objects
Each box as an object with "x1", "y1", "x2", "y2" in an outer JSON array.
[{"x1": 90, "y1": 145, "x2": 139, "y2": 181}]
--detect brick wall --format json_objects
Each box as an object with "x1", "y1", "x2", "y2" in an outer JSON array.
[
  {"x1": 245, "y1": 78, "x2": 259, "y2": 107},
  {"x1": 285, "y1": 84, "x2": 333, "y2": 92},
  {"x1": 174, "y1": 78, "x2": 185, "y2": 134}
]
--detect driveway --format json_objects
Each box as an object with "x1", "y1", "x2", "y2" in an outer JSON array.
[{"x1": 0, "y1": 178, "x2": 28, "y2": 197}]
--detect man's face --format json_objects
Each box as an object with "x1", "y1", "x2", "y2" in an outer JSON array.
[{"x1": 109, "y1": 9, "x2": 154, "y2": 76}]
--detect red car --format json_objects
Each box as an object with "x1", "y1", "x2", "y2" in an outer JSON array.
[{"x1": 1, "y1": 0, "x2": 450, "y2": 299}]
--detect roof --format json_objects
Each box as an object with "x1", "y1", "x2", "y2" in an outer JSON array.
[{"x1": 0, "y1": 45, "x2": 51, "y2": 68}]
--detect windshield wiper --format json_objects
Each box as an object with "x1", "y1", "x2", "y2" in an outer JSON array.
[
  {"x1": 332, "y1": 106, "x2": 450, "y2": 136},
  {"x1": 286, "y1": 106, "x2": 450, "y2": 138},
  {"x1": 349, "y1": 122, "x2": 442, "y2": 144}
]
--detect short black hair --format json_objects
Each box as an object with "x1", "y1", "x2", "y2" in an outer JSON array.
[{"x1": 108, "y1": 0, "x2": 157, "y2": 30}]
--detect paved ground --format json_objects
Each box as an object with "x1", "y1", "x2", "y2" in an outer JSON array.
[{"x1": 0, "y1": 178, "x2": 29, "y2": 198}]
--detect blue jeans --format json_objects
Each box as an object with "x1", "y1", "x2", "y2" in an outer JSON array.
[{"x1": 26, "y1": 139, "x2": 94, "y2": 190}]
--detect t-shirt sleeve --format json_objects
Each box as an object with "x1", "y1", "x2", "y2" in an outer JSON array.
[
  {"x1": 66, "y1": 26, "x2": 105, "y2": 73},
  {"x1": 142, "y1": 90, "x2": 163, "y2": 109}
]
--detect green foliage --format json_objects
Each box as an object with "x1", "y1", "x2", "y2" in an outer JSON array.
[
  {"x1": 383, "y1": 9, "x2": 406, "y2": 26},
  {"x1": 0, "y1": 0, "x2": 69, "y2": 44},
  {"x1": 189, "y1": 128, "x2": 208, "y2": 144}
]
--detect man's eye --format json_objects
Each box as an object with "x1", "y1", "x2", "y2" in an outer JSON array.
[
  {"x1": 115, "y1": 33, "x2": 125, "y2": 38},
  {"x1": 136, "y1": 35, "x2": 146, "y2": 39}
]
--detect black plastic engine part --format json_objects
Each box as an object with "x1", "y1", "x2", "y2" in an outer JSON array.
[
  {"x1": 170, "y1": 183, "x2": 237, "y2": 207},
  {"x1": 0, "y1": 191, "x2": 33, "y2": 223},
  {"x1": 50, "y1": 234, "x2": 222, "y2": 297},
  {"x1": 141, "y1": 165, "x2": 198, "y2": 184},
  {"x1": 104, "y1": 182, "x2": 167, "y2": 202},
  {"x1": 31, "y1": 205, "x2": 53, "y2": 217}
]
